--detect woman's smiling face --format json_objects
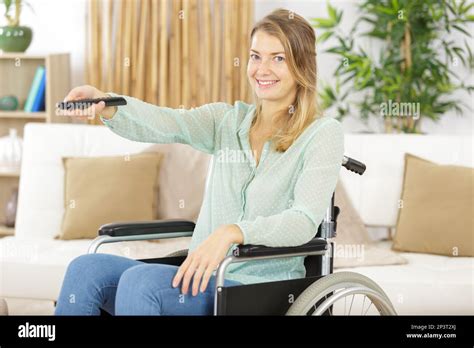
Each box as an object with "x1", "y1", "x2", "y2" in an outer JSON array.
[{"x1": 247, "y1": 30, "x2": 297, "y2": 103}]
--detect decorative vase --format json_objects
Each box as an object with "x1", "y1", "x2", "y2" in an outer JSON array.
[
  {"x1": 0, "y1": 128, "x2": 23, "y2": 171},
  {"x1": 5, "y1": 187, "x2": 18, "y2": 228},
  {"x1": 0, "y1": 95, "x2": 19, "y2": 111},
  {"x1": 0, "y1": 26, "x2": 33, "y2": 52}
]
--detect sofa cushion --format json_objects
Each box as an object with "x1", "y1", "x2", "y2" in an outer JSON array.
[
  {"x1": 15, "y1": 124, "x2": 156, "y2": 240},
  {"x1": 15, "y1": 124, "x2": 211, "y2": 240},
  {"x1": 340, "y1": 134, "x2": 472, "y2": 227},
  {"x1": 393, "y1": 153, "x2": 474, "y2": 256},
  {"x1": 143, "y1": 143, "x2": 211, "y2": 221},
  {"x1": 58, "y1": 152, "x2": 163, "y2": 240},
  {"x1": 336, "y1": 241, "x2": 474, "y2": 315},
  {"x1": 0, "y1": 236, "x2": 191, "y2": 301}
]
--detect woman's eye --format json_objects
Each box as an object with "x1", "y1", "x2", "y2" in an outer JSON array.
[
  {"x1": 274, "y1": 56, "x2": 285, "y2": 62},
  {"x1": 250, "y1": 54, "x2": 260, "y2": 61}
]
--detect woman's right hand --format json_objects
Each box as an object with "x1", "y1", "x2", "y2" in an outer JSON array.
[{"x1": 59, "y1": 85, "x2": 117, "y2": 120}]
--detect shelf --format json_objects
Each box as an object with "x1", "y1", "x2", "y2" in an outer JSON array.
[
  {"x1": 0, "y1": 168, "x2": 20, "y2": 177},
  {"x1": 0, "y1": 111, "x2": 47, "y2": 119},
  {"x1": 0, "y1": 53, "x2": 48, "y2": 60},
  {"x1": 0, "y1": 53, "x2": 71, "y2": 124},
  {"x1": 0, "y1": 225, "x2": 14, "y2": 236},
  {"x1": 0, "y1": 53, "x2": 71, "y2": 229}
]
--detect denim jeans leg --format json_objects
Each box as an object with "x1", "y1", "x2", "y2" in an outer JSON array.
[
  {"x1": 115, "y1": 263, "x2": 242, "y2": 315},
  {"x1": 55, "y1": 253, "x2": 143, "y2": 315}
]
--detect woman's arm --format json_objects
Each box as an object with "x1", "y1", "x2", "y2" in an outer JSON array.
[
  {"x1": 100, "y1": 92, "x2": 233, "y2": 154},
  {"x1": 234, "y1": 119, "x2": 344, "y2": 247}
]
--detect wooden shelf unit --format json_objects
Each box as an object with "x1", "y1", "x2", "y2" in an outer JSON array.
[
  {"x1": 0, "y1": 53, "x2": 71, "y2": 234},
  {"x1": 0, "y1": 111, "x2": 47, "y2": 119}
]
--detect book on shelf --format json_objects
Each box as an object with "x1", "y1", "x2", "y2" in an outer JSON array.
[{"x1": 24, "y1": 65, "x2": 46, "y2": 112}]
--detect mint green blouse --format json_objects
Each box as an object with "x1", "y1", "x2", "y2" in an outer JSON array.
[{"x1": 100, "y1": 93, "x2": 344, "y2": 285}]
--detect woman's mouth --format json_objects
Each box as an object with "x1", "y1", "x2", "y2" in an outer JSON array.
[{"x1": 256, "y1": 79, "x2": 280, "y2": 89}]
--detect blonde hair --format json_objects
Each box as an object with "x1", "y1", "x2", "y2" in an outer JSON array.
[{"x1": 250, "y1": 8, "x2": 319, "y2": 152}]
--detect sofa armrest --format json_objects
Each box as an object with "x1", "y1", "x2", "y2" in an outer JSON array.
[{"x1": 98, "y1": 219, "x2": 196, "y2": 237}]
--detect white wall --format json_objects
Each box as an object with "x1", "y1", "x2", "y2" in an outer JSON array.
[
  {"x1": 17, "y1": 0, "x2": 88, "y2": 91},
  {"x1": 9, "y1": 0, "x2": 473, "y2": 135}
]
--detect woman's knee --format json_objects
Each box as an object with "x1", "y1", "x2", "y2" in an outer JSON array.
[
  {"x1": 65, "y1": 254, "x2": 104, "y2": 279},
  {"x1": 64, "y1": 253, "x2": 136, "y2": 285},
  {"x1": 117, "y1": 264, "x2": 177, "y2": 298}
]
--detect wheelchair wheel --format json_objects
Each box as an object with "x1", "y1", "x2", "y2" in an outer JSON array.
[{"x1": 286, "y1": 272, "x2": 397, "y2": 316}]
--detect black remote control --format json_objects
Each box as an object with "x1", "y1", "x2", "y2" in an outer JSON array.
[{"x1": 57, "y1": 97, "x2": 127, "y2": 110}]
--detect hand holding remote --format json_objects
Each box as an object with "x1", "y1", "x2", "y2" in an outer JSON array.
[
  {"x1": 57, "y1": 97, "x2": 126, "y2": 110},
  {"x1": 58, "y1": 85, "x2": 119, "y2": 120}
]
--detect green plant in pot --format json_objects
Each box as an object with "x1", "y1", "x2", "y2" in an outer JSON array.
[
  {"x1": 0, "y1": 0, "x2": 33, "y2": 52},
  {"x1": 313, "y1": 0, "x2": 473, "y2": 134}
]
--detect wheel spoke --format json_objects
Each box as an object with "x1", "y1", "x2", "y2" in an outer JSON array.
[
  {"x1": 363, "y1": 300, "x2": 373, "y2": 315},
  {"x1": 361, "y1": 295, "x2": 366, "y2": 315},
  {"x1": 348, "y1": 294, "x2": 355, "y2": 315},
  {"x1": 344, "y1": 295, "x2": 347, "y2": 315}
]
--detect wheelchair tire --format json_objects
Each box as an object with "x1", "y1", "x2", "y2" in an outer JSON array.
[{"x1": 286, "y1": 271, "x2": 396, "y2": 316}]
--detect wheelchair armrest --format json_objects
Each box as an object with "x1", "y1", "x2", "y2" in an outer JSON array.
[
  {"x1": 98, "y1": 219, "x2": 195, "y2": 237},
  {"x1": 234, "y1": 237, "x2": 327, "y2": 258}
]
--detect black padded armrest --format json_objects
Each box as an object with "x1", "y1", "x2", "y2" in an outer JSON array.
[
  {"x1": 98, "y1": 219, "x2": 195, "y2": 237},
  {"x1": 233, "y1": 238, "x2": 327, "y2": 258}
]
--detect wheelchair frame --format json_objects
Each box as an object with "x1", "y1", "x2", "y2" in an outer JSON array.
[{"x1": 88, "y1": 156, "x2": 376, "y2": 315}]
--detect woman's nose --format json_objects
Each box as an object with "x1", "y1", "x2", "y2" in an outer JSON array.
[{"x1": 257, "y1": 59, "x2": 272, "y2": 75}]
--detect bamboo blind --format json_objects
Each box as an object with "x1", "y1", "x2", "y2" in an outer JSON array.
[{"x1": 86, "y1": 0, "x2": 254, "y2": 124}]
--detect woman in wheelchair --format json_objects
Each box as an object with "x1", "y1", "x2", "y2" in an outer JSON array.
[{"x1": 55, "y1": 9, "x2": 346, "y2": 316}]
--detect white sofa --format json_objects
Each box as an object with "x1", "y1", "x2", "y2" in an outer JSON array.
[
  {"x1": 0, "y1": 123, "x2": 472, "y2": 315},
  {"x1": 1, "y1": 123, "x2": 209, "y2": 313},
  {"x1": 337, "y1": 134, "x2": 473, "y2": 315}
]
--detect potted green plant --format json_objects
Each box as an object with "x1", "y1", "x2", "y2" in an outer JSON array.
[
  {"x1": 313, "y1": 0, "x2": 473, "y2": 133},
  {"x1": 0, "y1": 0, "x2": 33, "y2": 52}
]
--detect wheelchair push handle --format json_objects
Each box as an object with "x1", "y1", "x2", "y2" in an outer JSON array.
[{"x1": 342, "y1": 156, "x2": 366, "y2": 175}]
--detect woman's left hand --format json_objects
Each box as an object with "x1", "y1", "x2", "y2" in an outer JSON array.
[{"x1": 172, "y1": 224, "x2": 243, "y2": 296}]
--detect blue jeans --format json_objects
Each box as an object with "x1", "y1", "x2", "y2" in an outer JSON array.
[{"x1": 55, "y1": 253, "x2": 241, "y2": 315}]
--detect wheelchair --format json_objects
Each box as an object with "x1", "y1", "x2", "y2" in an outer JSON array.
[{"x1": 88, "y1": 156, "x2": 397, "y2": 315}]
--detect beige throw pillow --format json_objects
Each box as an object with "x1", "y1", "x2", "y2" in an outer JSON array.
[
  {"x1": 392, "y1": 153, "x2": 473, "y2": 256},
  {"x1": 334, "y1": 181, "x2": 407, "y2": 268},
  {"x1": 142, "y1": 143, "x2": 211, "y2": 221},
  {"x1": 57, "y1": 152, "x2": 163, "y2": 240}
]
